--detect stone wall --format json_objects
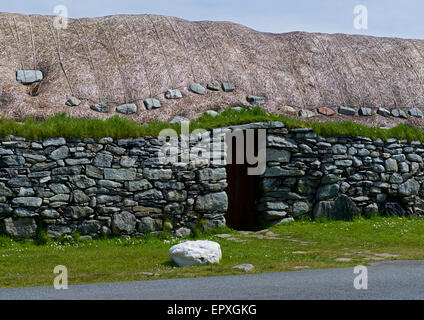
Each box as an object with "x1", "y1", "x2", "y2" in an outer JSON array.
[
  {"x1": 259, "y1": 126, "x2": 424, "y2": 223},
  {"x1": 2, "y1": 121, "x2": 424, "y2": 239},
  {"x1": 0, "y1": 136, "x2": 228, "y2": 239}
]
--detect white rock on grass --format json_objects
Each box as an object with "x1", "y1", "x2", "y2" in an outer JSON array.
[
  {"x1": 205, "y1": 110, "x2": 218, "y2": 117},
  {"x1": 233, "y1": 264, "x2": 255, "y2": 272},
  {"x1": 170, "y1": 116, "x2": 190, "y2": 124},
  {"x1": 169, "y1": 240, "x2": 222, "y2": 267}
]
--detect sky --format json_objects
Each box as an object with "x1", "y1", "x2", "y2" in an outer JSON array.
[{"x1": 0, "y1": 0, "x2": 423, "y2": 39}]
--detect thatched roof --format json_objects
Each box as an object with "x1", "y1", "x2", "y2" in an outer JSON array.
[{"x1": 1, "y1": 12, "x2": 424, "y2": 127}]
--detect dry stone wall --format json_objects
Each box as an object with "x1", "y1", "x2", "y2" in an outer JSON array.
[
  {"x1": 0, "y1": 135, "x2": 228, "y2": 239},
  {"x1": 2, "y1": 121, "x2": 424, "y2": 239},
  {"x1": 260, "y1": 126, "x2": 424, "y2": 223}
]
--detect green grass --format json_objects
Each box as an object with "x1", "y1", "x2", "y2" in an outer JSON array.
[
  {"x1": 2, "y1": 107, "x2": 424, "y2": 141},
  {"x1": 1, "y1": 216, "x2": 424, "y2": 288}
]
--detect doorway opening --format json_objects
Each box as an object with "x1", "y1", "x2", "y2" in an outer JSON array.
[{"x1": 225, "y1": 129, "x2": 261, "y2": 230}]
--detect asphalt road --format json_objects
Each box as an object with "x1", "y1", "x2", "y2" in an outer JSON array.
[{"x1": 1, "y1": 260, "x2": 423, "y2": 300}]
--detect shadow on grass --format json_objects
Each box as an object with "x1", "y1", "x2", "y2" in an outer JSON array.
[{"x1": 161, "y1": 260, "x2": 178, "y2": 267}]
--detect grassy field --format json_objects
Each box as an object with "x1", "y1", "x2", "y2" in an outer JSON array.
[
  {"x1": 1, "y1": 216, "x2": 424, "y2": 288},
  {"x1": 1, "y1": 107, "x2": 424, "y2": 142}
]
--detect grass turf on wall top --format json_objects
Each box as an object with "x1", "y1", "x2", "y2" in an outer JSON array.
[{"x1": 1, "y1": 107, "x2": 424, "y2": 142}]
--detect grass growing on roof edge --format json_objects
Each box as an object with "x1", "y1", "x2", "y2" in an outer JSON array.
[{"x1": 0, "y1": 107, "x2": 424, "y2": 142}]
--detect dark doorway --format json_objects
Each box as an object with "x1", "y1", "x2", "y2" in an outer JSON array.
[{"x1": 225, "y1": 130, "x2": 261, "y2": 230}]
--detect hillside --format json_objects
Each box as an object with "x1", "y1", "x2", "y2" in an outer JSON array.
[{"x1": 1, "y1": 12, "x2": 424, "y2": 128}]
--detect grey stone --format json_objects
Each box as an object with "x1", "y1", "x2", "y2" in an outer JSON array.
[
  {"x1": 247, "y1": 95, "x2": 265, "y2": 105},
  {"x1": 222, "y1": 82, "x2": 235, "y2": 92},
  {"x1": 47, "y1": 225, "x2": 72, "y2": 238},
  {"x1": 267, "y1": 135, "x2": 297, "y2": 149},
  {"x1": 364, "y1": 203, "x2": 379, "y2": 217},
  {"x1": 16, "y1": 70, "x2": 43, "y2": 84},
  {"x1": 128, "y1": 179, "x2": 152, "y2": 192},
  {"x1": 409, "y1": 107, "x2": 423, "y2": 118},
  {"x1": 86, "y1": 165, "x2": 103, "y2": 179},
  {"x1": 335, "y1": 160, "x2": 352, "y2": 167},
  {"x1": 399, "y1": 179, "x2": 420, "y2": 196},
  {"x1": 332, "y1": 144, "x2": 347, "y2": 154},
  {"x1": 338, "y1": 106, "x2": 355, "y2": 116},
  {"x1": 206, "y1": 81, "x2": 220, "y2": 91},
  {"x1": 205, "y1": 110, "x2": 218, "y2": 117},
  {"x1": 390, "y1": 173, "x2": 403, "y2": 184},
  {"x1": 170, "y1": 116, "x2": 190, "y2": 124},
  {"x1": 116, "y1": 103, "x2": 137, "y2": 115},
  {"x1": 175, "y1": 227, "x2": 192, "y2": 238},
  {"x1": 0, "y1": 182, "x2": 13, "y2": 197},
  {"x1": 233, "y1": 264, "x2": 255, "y2": 272},
  {"x1": 340, "y1": 182, "x2": 350, "y2": 193},
  {"x1": 78, "y1": 220, "x2": 102, "y2": 235},
  {"x1": 198, "y1": 168, "x2": 226, "y2": 181},
  {"x1": 391, "y1": 108, "x2": 407, "y2": 118},
  {"x1": 41, "y1": 209, "x2": 60, "y2": 218},
  {"x1": 106, "y1": 145, "x2": 126, "y2": 155},
  {"x1": 373, "y1": 164, "x2": 385, "y2": 173},
  {"x1": 3, "y1": 217, "x2": 37, "y2": 239},
  {"x1": 316, "y1": 184, "x2": 339, "y2": 200},
  {"x1": 189, "y1": 83, "x2": 206, "y2": 95},
  {"x1": 112, "y1": 211, "x2": 136, "y2": 235},
  {"x1": 332, "y1": 194, "x2": 360, "y2": 220},
  {"x1": 321, "y1": 174, "x2": 340, "y2": 184},
  {"x1": 264, "y1": 167, "x2": 304, "y2": 177},
  {"x1": 359, "y1": 107, "x2": 372, "y2": 116},
  {"x1": 377, "y1": 107, "x2": 391, "y2": 117},
  {"x1": 385, "y1": 159, "x2": 398, "y2": 172},
  {"x1": 49, "y1": 183, "x2": 70, "y2": 194},
  {"x1": 98, "y1": 180, "x2": 122, "y2": 189},
  {"x1": 407, "y1": 154, "x2": 422, "y2": 162},
  {"x1": 11, "y1": 197, "x2": 42, "y2": 207},
  {"x1": 73, "y1": 190, "x2": 90, "y2": 204},
  {"x1": 166, "y1": 190, "x2": 187, "y2": 202},
  {"x1": 90, "y1": 102, "x2": 109, "y2": 113},
  {"x1": 399, "y1": 162, "x2": 409, "y2": 173},
  {"x1": 0, "y1": 155, "x2": 25, "y2": 167},
  {"x1": 164, "y1": 202, "x2": 184, "y2": 215},
  {"x1": 70, "y1": 175, "x2": 96, "y2": 188},
  {"x1": 14, "y1": 208, "x2": 38, "y2": 217},
  {"x1": 43, "y1": 137, "x2": 66, "y2": 147},
  {"x1": 65, "y1": 206, "x2": 94, "y2": 220},
  {"x1": 195, "y1": 192, "x2": 228, "y2": 212},
  {"x1": 0, "y1": 148, "x2": 13, "y2": 155},
  {"x1": 93, "y1": 152, "x2": 113, "y2": 167},
  {"x1": 65, "y1": 96, "x2": 81, "y2": 106},
  {"x1": 104, "y1": 168, "x2": 136, "y2": 181},
  {"x1": 143, "y1": 168, "x2": 172, "y2": 181},
  {"x1": 135, "y1": 189, "x2": 164, "y2": 200},
  {"x1": 266, "y1": 149, "x2": 291, "y2": 163},
  {"x1": 165, "y1": 89, "x2": 183, "y2": 99},
  {"x1": 138, "y1": 217, "x2": 163, "y2": 233},
  {"x1": 293, "y1": 201, "x2": 310, "y2": 216},
  {"x1": 314, "y1": 195, "x2": 359, "y2": 220},
  {"x1": 50, "y1": 146, "x2": 70, "y2": 160},
  {"x1": 0, "y1": 203, "x2": 13, "y2": 216},
  {"x1": 298, "y1": 109, "x2": 316, "y2": 118}
]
